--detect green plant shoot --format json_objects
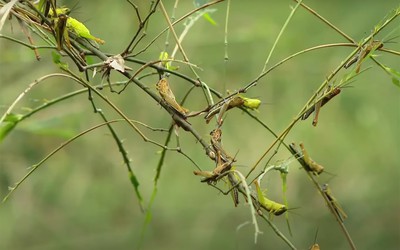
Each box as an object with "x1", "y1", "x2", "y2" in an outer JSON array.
[{"x1": 280, "y1": 172, "x2": 292, "y2": 235}]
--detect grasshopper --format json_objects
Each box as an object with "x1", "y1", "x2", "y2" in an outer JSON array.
[
  {"x1": 66, "y1": 16, "x2": 105, "y2": 44},
  {"x1": 54, "y1": 13, "x2": 69, "y2": 50},
  {"x1": 205, "y1": 95, "x2": 261, "y2": 125},
  {"x1": 309, "y1": 228, "x2": 321, "y2": 250},
  {"x1": 193, "y1": 152, "x2": 236, "y2": 183},
  {"x1": 156, "y1": 78, "x2": 189, "y2": 117},
  {"x1": 289, "y1": 143, "x2": 324, "y2": 175},
  {"x1": 321, "y1": 184, "x2": 348, "y2": 222},
  {"x1": 194, "y1": 128, "x2": 236, "y2": 183},
  {"x1": 345, "y1": 39, "x2": 383, "y2": 73},
  {"x1": 253, "y1": 180, "x2": 287, "y2": 216},
  {"x1": 227, "y1": 172, "x2": 240, "y2": 207},
  {"x1": 302, "y1": 86, "x2": 341, "y2": 127},
  {"x1": 193, "y1": 168, "x2": 240, "y2": 207},
  {"x1": 310, "y1": 244, "x2": 320, "y2": 250},
  {"x1": 205, "y1": 96, "x2": 244, "y2": 124},
  {"x1": 209, "y1": 128, "x2": 232, "y2": 162},
  {"x1": 48, "y1": 6, "x2": 70, "y2": 17},
  {"x1": 299, "y1": 143, "x2": 324, "y2": 175}
]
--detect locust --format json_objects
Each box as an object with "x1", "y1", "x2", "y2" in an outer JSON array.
[
  {"x1": 47, "y1": 5, "x2": 104, "y2": 50},
  {"x1": 205, "y1": 95, "x2": 261, "y2": 125},
  {"x1": 66, "y1": 16, "x2": 105, "y2": 44},
  {"x1": 289, "y1": 142, "x2": 324, "y2": 175},
  {"x1": 205, "y1": 96, "x2": 244, "y2": 124},
  {"x1": 321, "y1": 184, "x2": 348, "y2": 222},
  {"x1": 299, "y1": 143, "x2": 324, "y2": 175},
  {"x1": 302, "y1": 86, "x2": 341, "y2": 127},
  {"x1": 156, "y1": 77, "x2": 189, "y2": 117},
  {"x1": 209, "y1": 128, "x2": 232, "y2": 162},
  {"x1": 253, "y1": 179, "x2": 287, "y2": 216},
  {"x1": 194, "y1": 128, "x2": 236, "y2": 184},
  {"x1": 345, "y1": 39, "x2": 383, "y2": 73}
]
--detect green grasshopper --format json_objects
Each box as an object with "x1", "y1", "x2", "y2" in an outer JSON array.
[
  {"x1": 48, "y1": 6, "x2": 71, "y2": 17},
  {"x1": 66, "y1": 16, "x2": 105, "y2": 44},
  {"x1": 289, "y1": 142, "x2": 324, "y2": 175},
  {"x1": 321, "y1": 184, "x2": 348, "y2": 222},
  {"x1": 253, "y1": 179, "x2": 287, "y2": 216},
  {"x1": 299, "y1": 143, "x2": 324, "y2": 175},
  {"x1": 48, "y1": 5, "x2": 104, "y2": 50}
]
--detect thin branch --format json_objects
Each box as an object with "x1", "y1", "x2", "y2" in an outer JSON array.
[
  {"x1": 261, "y1": 0, "x2": 303, "y2": 73},
  {"x1": 3, "y1": 119, "x2": 141, "y2": 202},
  {"x1": 294, "y1": 0, "x2": 356, "y2": 44}
]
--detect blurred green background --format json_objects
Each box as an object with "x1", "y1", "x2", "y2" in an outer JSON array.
[{"x1": 1, "y1": 1, "x2": 399, "y2": 249}]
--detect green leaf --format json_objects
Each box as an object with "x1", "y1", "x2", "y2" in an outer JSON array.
[
  {"x1": 0, "y1": 113, "x2": 23, "y2": 142},
  {"x1": 383, "y1": 66, "x2": 400, "y2": 88},
  {"x1": 387, "y1": 68, "x2": 400, "y2": 88}
]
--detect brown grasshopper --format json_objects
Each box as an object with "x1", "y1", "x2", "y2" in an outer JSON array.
[
  {"x1": 302, "y1": 86, "x2": 341, "y2": 127},
  {"x1": 156, "y1": 77, "x2": 189, "y2": 117},
  {"x1": 209, "y1": 128, "x2": 233, "y2": 163},
  {"x1": 193, "y1": 152, "x2": 236, "y2": 183},
  {"x1": 194, "y1": 128, "x2": 236, "y2": 183},
  {"x1": 205, "y1": 96, "x2": 245, "y2": 125},
  {"x1": 345, "y1": 39, "x2": 383, "y2": 73}
]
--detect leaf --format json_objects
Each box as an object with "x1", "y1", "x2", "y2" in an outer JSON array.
[
  {"x1": 379, "y1": 63, "x2": 400, "y2": 88},
  {"x1": 386, "y1": 67, "x2": 400, "y2": 88},
  {"x1": 0, "y1": 0, "x2": 19, "y2": 32},
  {"x1": 0, "y1": 113, "x2": 23, "y2": 142}
]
